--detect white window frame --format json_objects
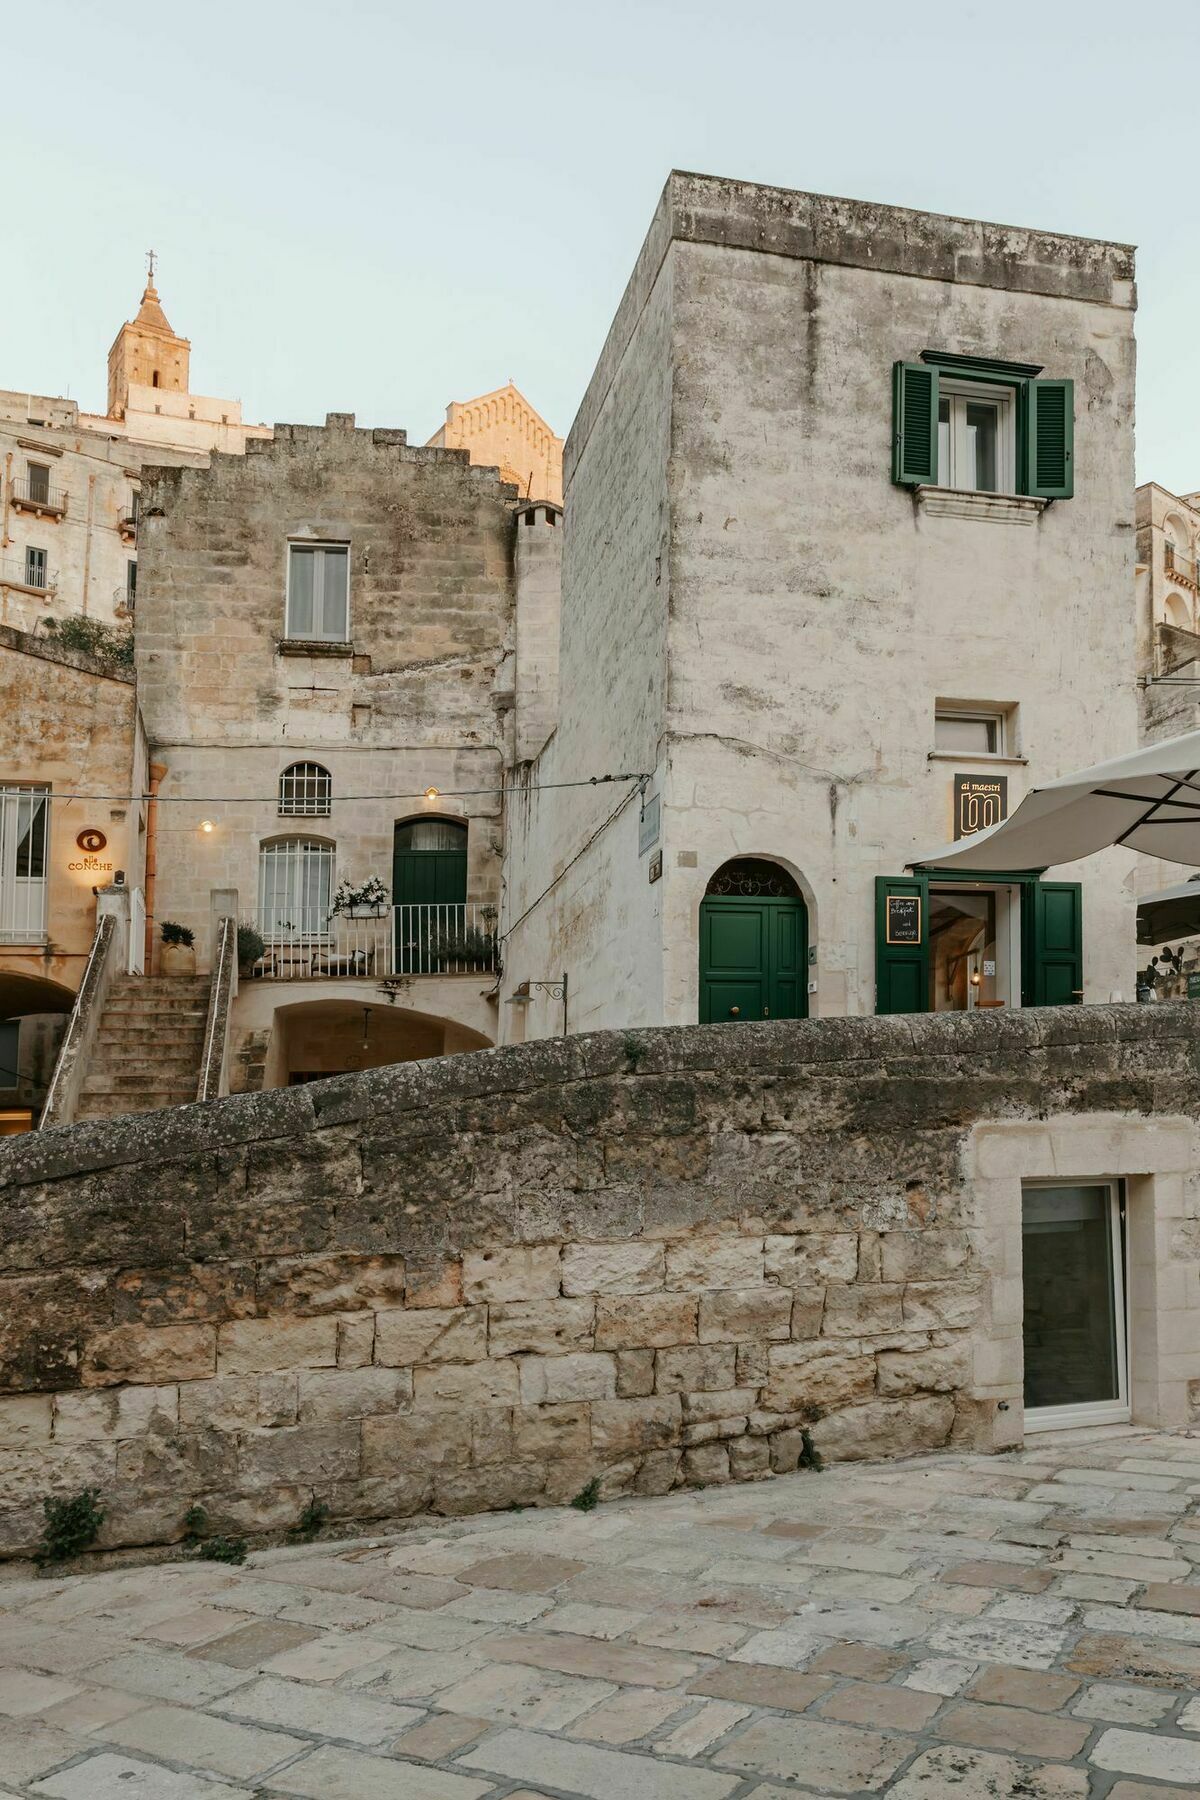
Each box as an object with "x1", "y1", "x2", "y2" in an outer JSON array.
[
  {"x1": 1021, "y1": 1178, "x2": 1130, "y2": 1432},
  {"x1": 0, "y1": 784, "x2": 50, "y2": 944},
  {"x1": 258, "y1": 838, "x2": 335, "y2": 939},
  {"x1": 285, "y1": 541, "x2": 350, "y2": 642},
  {"x1": 24, "y1": 546, "x2": 47, "y2": 590},
  {"x1": 934, "y1": 707, "x2": 1008, "y2": 758},
  {"x1": 937, "y1": 378, "x2": 1016, "y2": 495}
]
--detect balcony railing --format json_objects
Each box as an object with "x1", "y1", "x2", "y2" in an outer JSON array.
[
  {"x1": 1166, "y1": 544, "x2": 1200, "y2": 589},
  {"x1": 10, "y1": 477, "x2": 67, "y2": 517},
  {"x1": 249, "y1": 903, "x2": 497, "y2": 979},
  {"x1": 0, "y1": 557, "x2": 56, "y2": 595},
  {"x1": 113, "y1": 585, "x2": 135, "y2": 616}
]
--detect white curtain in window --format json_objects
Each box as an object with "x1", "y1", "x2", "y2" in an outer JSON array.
[
  {"x1": 287, "y1": 545, "x2": 349, "y2": 641},
  {"x1": 394, "y1": 819, "x2": 467, "y2": 852},
  {"x1": 259, "y1": 840, "x2": 334, "y2": 935}
]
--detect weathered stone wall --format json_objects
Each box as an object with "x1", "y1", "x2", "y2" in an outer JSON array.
[{"x1": 2, "y1": 1006, "x2": 1199, "y2": 1559}]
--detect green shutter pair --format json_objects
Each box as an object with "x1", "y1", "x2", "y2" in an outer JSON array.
[
  {"x1": 874, "y1": 875, "x2": 1083, "y2": 1014},
  {"x1": 892, "y1": 362, "x2": 1073, "y2": 498}
]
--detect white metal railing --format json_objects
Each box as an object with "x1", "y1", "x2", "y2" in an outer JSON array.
[
  {"x1": 128, "y1": 886, "x2": 146, "y2": 974},
  {"x1": 249, "y1": 903, "x2": 497, "y2": 979},
  {"x1": 0, "y1": 556, "x2": 55, "y2": 593},
  {"x1": 198, "y1": 915, "x2": 237, "y2": 1102}
]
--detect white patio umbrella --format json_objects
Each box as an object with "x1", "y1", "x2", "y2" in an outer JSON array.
[
  {"x1": 910, "y1": 728, "x2": 1200, "y2": 874},
  {"x1": 1136, "y1": 878, "x2": 1200, "y2": 945}
]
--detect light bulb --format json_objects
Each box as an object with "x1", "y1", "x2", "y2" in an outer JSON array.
[
  {"x1": 424, "y1": 787, "x2": 439, "y2": 801},
  {"x1": 199, "y1": 819, "x2": 215, "y2": 834}
]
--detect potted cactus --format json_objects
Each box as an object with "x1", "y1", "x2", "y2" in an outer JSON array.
[{"x1": 159, "y1": 920, "x2": 196, "y2": 976}]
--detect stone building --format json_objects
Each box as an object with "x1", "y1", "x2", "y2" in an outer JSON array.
[
  {"x1": 1136, "y1": 480, "x2": 1200, "y2": 744},
  {"x1": 500, "y1": 173, "x2": 1140, "y2": 1040},
  {"x1": 0, "y1": 624, "x2": 148, "y2": 1129},
  {"x1": 0, "y1": 267, "x2": 269, "y2": 634},
  {"x1": 135, "y1": 413, "x2": 562, "y2": 1092},
  {"x1": 427, "y1": 381, "x2": 563, "y2": 505}
]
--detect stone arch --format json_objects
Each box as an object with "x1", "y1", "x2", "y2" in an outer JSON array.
[{"x1": 1165, "y1": 591, "x2": 1192, "y2": 631}]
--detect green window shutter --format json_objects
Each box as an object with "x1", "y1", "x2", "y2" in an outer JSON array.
[
  {"x1": 1025, "y1": 379, "x2": 1074, "y2": 499},
  {"x1": 874, "y1": 875, "x2": 929, "y2": 1014},
  {"x1": 892, "y1": 363, "x2": 939, "y2": 487},
  {"x1": 1028, "y1": 881, "x2": 1083, "y2": 1006}
]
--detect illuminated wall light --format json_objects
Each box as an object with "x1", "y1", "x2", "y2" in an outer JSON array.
[
  {"x1": 424, "y1": 787, "x2": 440, "y2": 801},
  {"x1": 199, "y1": 819, "x2": 215, "y2": 834}
]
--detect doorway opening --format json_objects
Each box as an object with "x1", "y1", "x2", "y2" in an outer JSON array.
[
  {"x1": 699, "y1": 858, "x2": 808, "y2": 1024},
  {"x1": 1022, "y1": 1180, "x2": 1129, "y2": 1430},
  {"x1": 928, "y1": 882, "x2": 1019, "y2": 1012}
]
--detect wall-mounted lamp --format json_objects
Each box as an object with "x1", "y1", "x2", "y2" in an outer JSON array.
[
  {"x1": 199, "y1": 819, "x2": 215, "y2": 834},
  {"x1": 424, "y1": 787, "x2": 440, "y2": 802},
  {"x1": 505, "y1": 974, "x2": 568, "y2": 1037}
]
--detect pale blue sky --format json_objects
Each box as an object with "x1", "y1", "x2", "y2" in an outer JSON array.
[{"x1": 4, "y1": 1, "x2": 1196, "y2": 489}]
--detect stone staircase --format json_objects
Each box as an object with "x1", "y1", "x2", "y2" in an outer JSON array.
[{"x1": 75, "y1": 976, "x2": 211, "y2": 1121}]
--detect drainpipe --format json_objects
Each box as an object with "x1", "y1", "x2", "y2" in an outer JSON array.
[
  {"x1": 81, "y1": 473, "x2": 96, "y2": 615},
  {"x1": 144, "y1": 760, "x2": 167, "y2": 974},
  {"x1": 2, "y1": 452, "x2": 11, "y2": 549}
]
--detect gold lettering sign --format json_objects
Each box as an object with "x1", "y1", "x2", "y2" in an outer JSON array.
[{"x1": 954, "y1": 774, "x2": 1008, "y2": 840}]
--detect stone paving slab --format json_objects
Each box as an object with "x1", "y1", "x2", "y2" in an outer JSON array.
[{"x1": 12, "y1": 1427, "x2": 1200, "y2": 1794}]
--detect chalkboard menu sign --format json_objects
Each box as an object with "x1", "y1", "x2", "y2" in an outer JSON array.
[
  {"x1": 954, "y1": 773, "x2": 1008, "y2": 840},
  {"x1": 886, "y1": 894, "x2": 922, "y2": 944}
]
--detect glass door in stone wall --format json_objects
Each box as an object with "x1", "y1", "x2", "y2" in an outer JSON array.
[{"x1": 1021, "y1": 1182, "x2": 1129, "y2": 1430}]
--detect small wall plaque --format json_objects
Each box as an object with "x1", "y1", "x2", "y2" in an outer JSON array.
[{"x1": 648, "y1": 849, "x2": 663, "y2": 884}]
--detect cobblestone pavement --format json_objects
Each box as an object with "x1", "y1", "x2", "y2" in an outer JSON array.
[{"x1": 10, "y1": 1428, "x2": 1200, "y2": 1796}]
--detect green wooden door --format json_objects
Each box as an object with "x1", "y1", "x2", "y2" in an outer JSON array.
[
  {"x1": 1027, "y1": 881, "x2": 1083, "y2": 1006},
  {"x1": 699, "y1": 896, "x2": 808, "y2": 1024},
  {"x1": 393, "y1": 820, "x2": 468, "y2": 972},
  {"x1": 875, "y1": 875, "x2": 929, "y2": 1014}
]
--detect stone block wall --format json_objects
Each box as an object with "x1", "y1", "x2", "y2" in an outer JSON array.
[{"x1": 2, "y1": 1006, "x2": 1199, "y2": 1559}]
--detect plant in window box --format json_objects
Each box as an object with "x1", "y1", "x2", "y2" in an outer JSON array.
[
  {"x1": 426, "y1": 921, "x2": 497, "y2": 968},
  {"x1": 331, "y1": 876, "x2": 390, "y2": 919},
  {"x1": 159, "y1": 919, "x2": 196, "y2": 976}
]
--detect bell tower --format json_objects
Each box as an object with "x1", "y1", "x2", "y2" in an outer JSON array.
[{"x1": 106, "y1": 252, "x2": 191, "y2": 420}]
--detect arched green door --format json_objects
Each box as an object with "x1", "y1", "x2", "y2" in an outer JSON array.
[
  {"x1": 393, "y1": 818, "x2": 467, "y2": 972},
  {"x1": 699, "y1": 859, "x2": 808, "y2": 1024}
]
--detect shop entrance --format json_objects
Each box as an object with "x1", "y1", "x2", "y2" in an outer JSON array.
[
  {"x1": 1022, "y1": 1181, "x2": 1129, "y2": 1429},
  {"x1": 876, "y1": 871, "x2": 1082, "y2": 1015}
]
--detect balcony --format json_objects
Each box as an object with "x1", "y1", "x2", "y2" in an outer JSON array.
[
  {"x1": 10, "y1": 477, "x2": 67, "y2": 519},
  {"x1": 117, "y1": 510, "x2": 138, "y2": 544},
  {"x1": 249, "y1": 903, "x2": 497, "y2": 980},
  {"x1": 0, "y1": 557, "x2": 56, "y2": 598},
  {"x1": 1165, "y1": 544, "x2": 1200, "y2": 591}
]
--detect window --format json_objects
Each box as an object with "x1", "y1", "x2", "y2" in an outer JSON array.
[
  {"x1": 0, "y1": 785, "x2": 49, "y2": 943},
  {"x1": 258, "y1": 839, "x2": 334, "y2": 937},
  {"x1": 279, "y1": 762, "x2": 332, "y2": 817},
  {"x1": 151, "y1": 371, "x2": 160, "y2": 389},
  {"x1": 286, "y1": 543, "x2": 350, "y2": 642},
  {"x1": 935, "y1": 708, "x2": 1006, "y2": 756},
  {"x1": 24, "y1": 547, "x2": 47, "y2": 591},
  {"x1": 126, "y1": 561, "x2": 137, "y2": 607},
  {"x1": 937, "y1": 381, "x2": 1014, "y2": 494},
  {"x1": 892, "y1": 358, "x2": 1074, "y2": 499},
  {"x1": 26, "y1": 464, "x2": 50, "y2": 505}
]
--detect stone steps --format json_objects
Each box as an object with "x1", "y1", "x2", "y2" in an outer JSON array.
[{"x1": 74, "y1": 975, "x2": 212, "y2": 1123}]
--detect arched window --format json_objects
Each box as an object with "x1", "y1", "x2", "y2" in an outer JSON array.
[
  {"x1": 279, "y1": 762, "x2": 332, "y2": 817},
  {"x1": 705, "y1": 858, "x2": 801, "y2": 898},
  {"x1": 259, "y1": 839, "x2": 334, "y2": 937},
  {"x1": 394, "y1": 819, "x2": 467, "y2": 852}
]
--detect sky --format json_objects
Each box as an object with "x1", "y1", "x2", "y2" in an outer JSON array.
[{"x1": 4, "y1": 0, "x2": 1197, "y2": 490}]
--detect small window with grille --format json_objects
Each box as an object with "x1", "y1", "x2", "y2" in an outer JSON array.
[{"x1": 279, "y1": 762, "x2": 332, "y2": 817}]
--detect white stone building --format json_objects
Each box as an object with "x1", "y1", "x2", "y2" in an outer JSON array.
[
  {"x1": 0, "y1": 270, "x2": 269, "y2": 634},
  {"x1": 500, "y1": 173, "x2": 1141, "y2": 1039}
]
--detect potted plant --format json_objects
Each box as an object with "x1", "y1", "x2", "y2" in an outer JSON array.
[
  {"x1": 331, "y1": 876, "x2": 390, "y2": 919},
  {"x1": 237, "y1": 922, "x2": 265, "y2": 975},
  {"x1": 159, "y1": 920, "x2": 196, "y2": 976}
]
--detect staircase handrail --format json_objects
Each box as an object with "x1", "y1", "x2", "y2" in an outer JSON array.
[
  {"x1": 197, "y1": 914, "x2": 238, "y2": 1103},
  {"x1": 39, "y1": 913, "x2": 119, "y2": 1129}
]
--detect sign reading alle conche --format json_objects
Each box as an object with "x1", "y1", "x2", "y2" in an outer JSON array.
[{"x1": 954, "y1": 773, "x2": 1008, "y2": 841}]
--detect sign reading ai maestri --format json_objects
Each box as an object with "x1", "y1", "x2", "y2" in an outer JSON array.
[{"x1": 954, "y1": 773, "x2": 1008, "y2": 841}]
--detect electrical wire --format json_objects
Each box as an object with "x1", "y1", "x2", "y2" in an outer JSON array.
[
  {"x1": 500, "y1": 778, "x2": 646, "y2": 943},
  {"x1": 35, "y1": 773, "x2": 652, "y2": 806}
]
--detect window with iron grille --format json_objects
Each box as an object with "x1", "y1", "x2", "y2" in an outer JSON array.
[
  {"x1": 279, "y1": 762, "x2": 332, "y2": 817},
  {"x1": 258, "y1": 839, "x2": 334, "y2": 937},
  {"x1": 24, "y1": 547, "x2": 47, "y2": 590},
  {"x1": 0, "y1": 785, "x2": 50, "y2": 943}
]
